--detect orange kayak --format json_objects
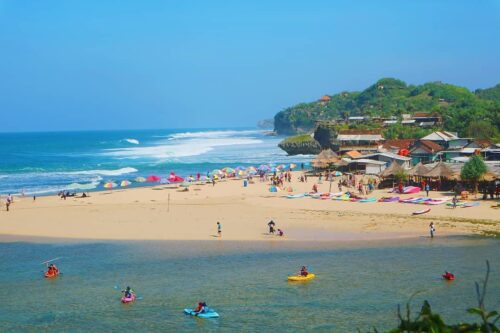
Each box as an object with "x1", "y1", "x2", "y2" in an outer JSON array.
[{"x1": 44, "y1": 271, "x2": 59, "y2": 278}]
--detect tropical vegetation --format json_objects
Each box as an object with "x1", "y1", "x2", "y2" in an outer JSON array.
[{"x1": 274, "y1": 78, "x2": 500, "y2": 141}]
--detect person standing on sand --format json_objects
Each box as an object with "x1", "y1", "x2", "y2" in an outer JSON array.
[
  {"x1": 268, "y1": 220, "x2": 275, "y2": 234},
  {"x1": 217, "y1": 222, "x2": 221, "y2": 237},
  {"x1": 425, "y1": 184, "x2": 430, "y2": 197},
  {"x1": 429, "y1": 222, "x2": 435, "y2": 238}
]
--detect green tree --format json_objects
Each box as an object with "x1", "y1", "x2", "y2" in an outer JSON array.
[{"x1": 460, "y1": 155, "x2": 488, "y2": 193}]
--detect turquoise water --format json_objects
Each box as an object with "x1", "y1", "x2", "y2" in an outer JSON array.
[
  {"x1": 0, "y1": 237, "x2": 498, "y2": 332},
  {"x1": 0, "y1": 128, "x2": 310, "y2": 195}
]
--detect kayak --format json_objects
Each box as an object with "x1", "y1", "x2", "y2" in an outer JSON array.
[
  {"x1": 184, "y1": 308, "x2": 220, "y2": 318},
  {"x1": 412, "y1": 208, "x2": 431, "y2": 215},
  {"x1": 121, "y1": 294, "x2": 136, "y2": 304},
  {"x1": 44, "y1": 271, "x2": 59, "y2": 278},
  {"x1": 442, "y1": 274, "x2": 455, "y2": 281},
  {"x1": 288, "y1": 273, "x2": 316, "y2": 282}
]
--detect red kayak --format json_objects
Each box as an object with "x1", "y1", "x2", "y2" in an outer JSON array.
[
  {"x1": 44, "y1": 270, "x2": 59, "y2": 278},
  {"x1": 442, "y1": 273, "x2": 455, "y2": 281}
]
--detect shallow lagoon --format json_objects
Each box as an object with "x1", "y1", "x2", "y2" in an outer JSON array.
[{"x1": 1, "y1": 236, "x2": 498, "y2": 332}]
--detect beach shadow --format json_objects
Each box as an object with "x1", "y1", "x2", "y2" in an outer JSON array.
[{"x1": 210, "y1": 235, "x2": 221, "y2": 238}]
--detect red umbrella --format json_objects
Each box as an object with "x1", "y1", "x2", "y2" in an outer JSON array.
[{"x1": 146, "y1": 175, "x2": 161, "y2": 182}]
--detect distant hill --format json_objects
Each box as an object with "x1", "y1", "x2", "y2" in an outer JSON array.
[{"x1": 274, "y1": 78, "x2": 500, "y2": 140}]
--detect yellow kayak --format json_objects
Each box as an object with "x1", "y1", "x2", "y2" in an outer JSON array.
[{"x1": 287, "y1": 273, "x2": 316, "y2": 281}]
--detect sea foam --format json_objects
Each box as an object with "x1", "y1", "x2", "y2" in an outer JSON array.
[{"x1": 124, "y1": 138, "x2": 140, "y2": 145}]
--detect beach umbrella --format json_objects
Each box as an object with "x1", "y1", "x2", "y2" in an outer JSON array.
[
  {"x1": 120, "y1": 180, "x2": 131, "y2": 187},
  {"x1": 276, "y1": 164, "x2": 286, "y2": 170},
  {"x1": 103, "y1": 182, "x2": 117, "y2": 189},
  {"x1": 211, "y1": 169, "x2": 223, "y2": 176},
  {"x1": 333, "y1": 171, "x2": 342, "y2": 176},
  {"x1": 235, "y1": 166, "x2": 247, "y2": 171},
  {"x1": 135, "y1": 176, "x2": 146, "y2": 183},
  {"x1": 222, "y1": 167, "x2": 235, "y2": 174},
  {"x1": 146, "y1": 175, "x2": 161, "y2": 182},
  {"x1": 258, "y1": 164, "x2": 271, "y2": 172},
  {"x1": 289, "y1": 163, "x2": 297, "y2": 170}
]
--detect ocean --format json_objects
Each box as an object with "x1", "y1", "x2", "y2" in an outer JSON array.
[
  {"x1": 0, "y1": 128, "x2": 310, "y2": 195},
  {"x1": 0, "y1": 236, "x2": 498, "y2": 332}
]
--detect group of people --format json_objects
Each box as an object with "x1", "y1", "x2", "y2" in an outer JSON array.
[{"x1": 267, "y1": 220, "x2": 284, "y2": 237}]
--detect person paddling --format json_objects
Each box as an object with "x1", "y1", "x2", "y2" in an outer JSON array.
[
  {"x1": 46, "y1": 263, "x2": 59, "y2": 276},
  {"x1": 299, "y1": 266, "x2": 309, "y2": 277},
  {"x1": 193, "y1": 301, "x2": 207, "y2": 314},
  {"x1": 122, "y1": 286, "x2": 135, "y2": 298}
]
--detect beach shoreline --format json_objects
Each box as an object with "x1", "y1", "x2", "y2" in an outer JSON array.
[{"x1": 1, "y1": 172, "x2": 498, "y2": 242}]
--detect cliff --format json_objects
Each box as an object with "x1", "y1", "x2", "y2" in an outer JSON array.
[{"x1": 278, "y1": 134, "x2": 322, "y2": 155}]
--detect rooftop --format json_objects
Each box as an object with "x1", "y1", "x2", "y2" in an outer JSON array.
[
  {"x1": 421, "y1": 131, "x2": 459, "y2": 142},
  {"x1": 357, "y1": 152, "x2": 412, "y2": 161},
  {"x1": 411, "y1": 140, "x2": 444, "y2": 153}
]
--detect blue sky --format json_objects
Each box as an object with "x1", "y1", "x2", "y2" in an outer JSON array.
[{"x1": 0, "y1": 0, "x2": 499, "y2": 132}]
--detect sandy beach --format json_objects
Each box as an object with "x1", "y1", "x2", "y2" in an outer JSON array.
[{"x1": 1, "y1": 172, "x2": 498, "y2": 242}]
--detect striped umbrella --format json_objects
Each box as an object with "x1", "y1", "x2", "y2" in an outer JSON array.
[
  {"x1": 103, "y1": 182, "x2": 117, "y2": 189},
  {"x1": 120, "y1": 180, "x2": 131, "y2": 187}
]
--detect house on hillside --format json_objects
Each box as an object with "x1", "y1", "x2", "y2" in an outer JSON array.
[
  {"x1": 409, "y1": 140, "x2": 444, "y2": 164},
  {"x1": 380, "y1": 139, "x2": 415, "y2": 154},
  {"x1": 318, "y1": 95, "x2": 331, "y2": 106},
  {"x1": 412, "y1": 112, "x2": 442, "y2": 127},
  {"x1": 356, "y1": 152, "x2": 412, "y2": 169},
  {"x1": 335, "y1": 129, "x2": 384, "y2": 154},
  {"x1": 420, "y1": 131, "x2": 469, "y2": 149},
  {"x1": 483, "y1": 143, "x2": 500, "y2": 161}
]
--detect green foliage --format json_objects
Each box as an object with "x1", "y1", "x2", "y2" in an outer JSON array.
[
  {"x1": 280, "y1": 134, "x2": 315, "y2": 144},
  {"x1": 461, "y1": 155, "x2": 488, "y2": 193},
  {"x1": 467, "y1": 120, "x2": 500, "y2": 142},
  {"x1": 475, "y1": 84, "x2": 500, "y2": 102},
  {"x1": 383, "y1": 124, "x2": 435, "y2": 140},
  {"x1": 362, "y1": 261, "x2": 499, "y2": 333},
  {"x1": 274, "y1": 78, "x2": 500, "y2": 138},
  {"x1": 394, "y1": 169, "x2": 408, "y2": 182}
]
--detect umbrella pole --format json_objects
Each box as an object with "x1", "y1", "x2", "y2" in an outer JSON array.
[{"x1": 328, "y1": 168, "x2": 333, "y2": 193}]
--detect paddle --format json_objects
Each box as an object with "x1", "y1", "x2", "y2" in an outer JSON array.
[{"x1": 41, "y1": 257, "x2": 62, "y2": 265}]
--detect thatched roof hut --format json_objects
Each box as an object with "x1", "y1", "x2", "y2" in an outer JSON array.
[
  {"x1": 408, "y1": 162, "x2": 430, "y2": 177},
  {"x1": 379, "y1": 161, "x2": 404, "y2": 177},
  {"x1": 311, "y1": 149, "x2": 340, "y2": 169},
  {"x1": 425, "y1": 161, "x2": 459, "y2": 179}
]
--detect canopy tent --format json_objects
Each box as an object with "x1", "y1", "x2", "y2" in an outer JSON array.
[
  {"x1": 379, "y1": 161, "x2": 404, "y2": 178},
  {"x1": 408, "y1": 162, "x2": 430, "y2": 177}
]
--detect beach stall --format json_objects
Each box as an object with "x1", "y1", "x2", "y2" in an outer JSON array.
[{"x1": 423, "y1": 161, "x2": 460, "y2": 191}]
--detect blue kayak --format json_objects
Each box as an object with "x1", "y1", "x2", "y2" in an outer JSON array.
[{"x1": 184, "y1": 308, "x2": 220, "y2": 318}]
